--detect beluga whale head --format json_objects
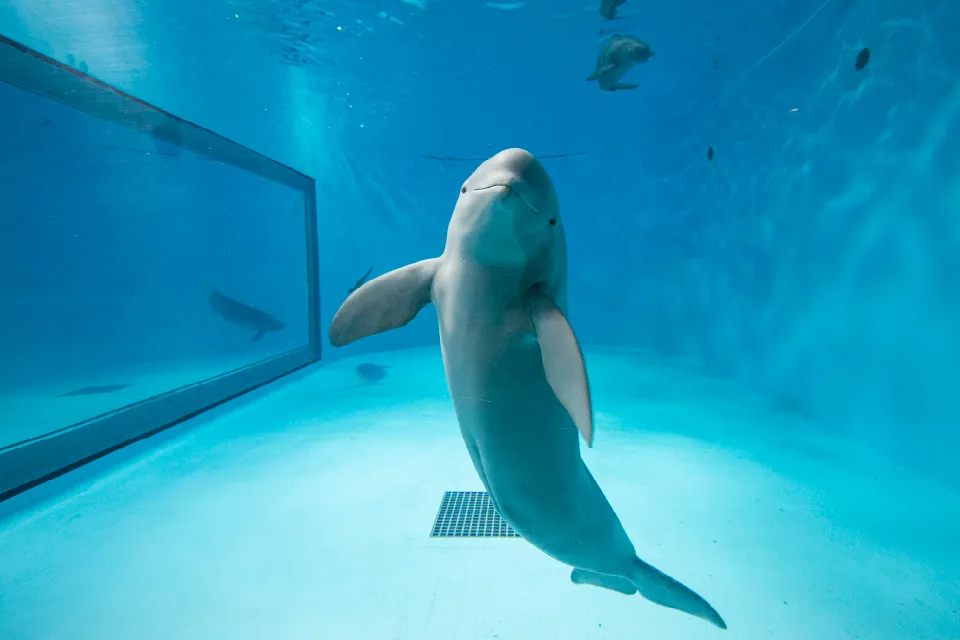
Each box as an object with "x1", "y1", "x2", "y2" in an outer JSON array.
[{"x1": 445, "y1": 148, "x2": 562, "y2": 271}]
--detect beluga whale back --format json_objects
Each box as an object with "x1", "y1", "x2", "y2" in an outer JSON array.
[{"x1": 329, "y1": 148, "x2": 727, "y2": 630}]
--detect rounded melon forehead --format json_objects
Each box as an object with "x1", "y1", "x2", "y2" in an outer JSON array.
[{"x1": 464, "y1": 148, "x2": 560, "y2": 219}]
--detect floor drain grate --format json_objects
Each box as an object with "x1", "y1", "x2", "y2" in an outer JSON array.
[{"x1": 430, "y1": 491, "x2": 520, "y2": 538}]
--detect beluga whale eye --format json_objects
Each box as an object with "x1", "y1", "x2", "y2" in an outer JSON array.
[
  {"x1": 461, "y1": 186, "x2": 467, "y2": 194},
  {"x1": 549, "y1": 218, "x2": 557, "y2": 226}
]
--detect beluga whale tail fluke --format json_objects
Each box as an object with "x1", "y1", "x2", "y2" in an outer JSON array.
[
  {"x1": 328, "y1": 148, "x2": 726, "y2": 630},
  {"x1": 572, "y1": 559, "x2": 727, "y2": 629}
]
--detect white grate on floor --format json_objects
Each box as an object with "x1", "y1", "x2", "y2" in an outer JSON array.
[{"x1": 429, "y1": 491, "x2": 519, "y2": 538}]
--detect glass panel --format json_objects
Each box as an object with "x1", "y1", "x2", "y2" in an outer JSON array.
[{"x1": 0, "y1": 69, "x2": 311, "y2": 451}]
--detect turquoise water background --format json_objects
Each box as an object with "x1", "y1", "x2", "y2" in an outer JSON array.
[
  {"x1": 1, "y1": 3, "x2": 959, "y2": 638},
  {"x1": 3, "y1": 0, "x2": 957, "y2": 482}
]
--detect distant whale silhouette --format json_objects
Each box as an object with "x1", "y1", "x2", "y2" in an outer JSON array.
[
  {"x1": 205, "y1": 286, "x2": 285, "y2": 342},
  {"x1": 599, "y1": 0, "x2": 628, "y2": 20}
]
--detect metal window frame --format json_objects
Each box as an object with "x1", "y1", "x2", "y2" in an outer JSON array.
[{"x1": 0, "y1": 34, "x2": 322, "y2": 502}]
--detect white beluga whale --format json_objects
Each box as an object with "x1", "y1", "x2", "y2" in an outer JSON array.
[
  {"x1": 587, "y1": 34, "x2": 654, "y2": 92},
  {"x1": 329, "y1": 148, "x2": 727, "y2": 630}
]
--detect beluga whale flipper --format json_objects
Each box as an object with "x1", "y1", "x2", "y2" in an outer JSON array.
[{"x1": 328, "y1": 148, "x2": 727, "y2": 630}]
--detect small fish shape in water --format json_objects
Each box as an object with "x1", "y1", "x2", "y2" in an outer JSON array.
[
  {"x1": 377, "y1": 11, "x2": 404, "y2": 25},
  {"x1": 348, "y1": 266, "x2": 374, "y2": 294},
  {"x1": 422, "y1": 152, "x2": 586, "y2": 162},
  {"x1": 355, "y1": 362, "x2": 390, "y2": 384},
  {"x1": 707, "y1": 145, "x2": 714, "y2": 161},
  {"x1": 599, "y1": 0, "x2": 628, "y2": 20},
  {"x1": 57, "y1": 383, "x2": 133, "y2": 397},
  {"x1": 484, "y1": 1, "x2": 526, "y2": 9},
  {"x1": 206, "y1": 286, "x2": 285, "y2": 342},
  {"x1": 855, "y1": 47, "x2": 870, "y2": 71},
  {"x1": 586, "y1": 34, "x2": 654, "y2": 92}
]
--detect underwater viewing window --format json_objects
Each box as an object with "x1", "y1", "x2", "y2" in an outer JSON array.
[{"x1": 0, "y1": 35, "x2": 321, "y2": 500}]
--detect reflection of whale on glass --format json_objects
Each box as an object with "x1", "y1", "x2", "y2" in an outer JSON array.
[
  {"x1": 80, "y1": 122, "x2": 184, "y2": 161},
  {"x1": 205, "y1": 286, "x2": 285, "y2": 343}
]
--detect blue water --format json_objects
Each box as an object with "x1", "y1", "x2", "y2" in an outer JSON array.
[{"x1": 1, "y1": 1, "x2": 959, "y2": 638}]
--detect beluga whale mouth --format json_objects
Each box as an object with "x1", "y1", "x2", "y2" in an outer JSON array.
[{"x1": 473, "y1": 183, "x2": 541, "y2": 215}]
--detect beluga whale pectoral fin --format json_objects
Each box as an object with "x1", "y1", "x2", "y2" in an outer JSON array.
[
  {"x1": 586, "y1": 63, "x2": 616, "y2": 81},
  {"x1": 612, "y1": 82, "x2": 639, "y2": 91},
  {"x1": 524, "y1": 286, "x2": 594, "y2": 447},
  {"x1": 329, "y1": 258, "x2": 440, "y2": 347},
  {"x1": 250, "y1": 330, "x2": 266, "y2": 342},
  {"x1": 571, "y1": 568, "x2": 637, "y2": 594}
]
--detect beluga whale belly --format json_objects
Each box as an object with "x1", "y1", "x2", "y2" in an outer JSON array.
[{"x1": 328, "y1": 148, "x2": 727, "y2": 630}]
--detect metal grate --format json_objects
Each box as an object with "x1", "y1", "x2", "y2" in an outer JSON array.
[{"x1": 430, "y1": 491, "x2": 520, "y2": 538}]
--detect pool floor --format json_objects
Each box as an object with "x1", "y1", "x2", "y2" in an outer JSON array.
[{"x1": 0, "y1": 346, "x2": 957, "y2": 639}]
